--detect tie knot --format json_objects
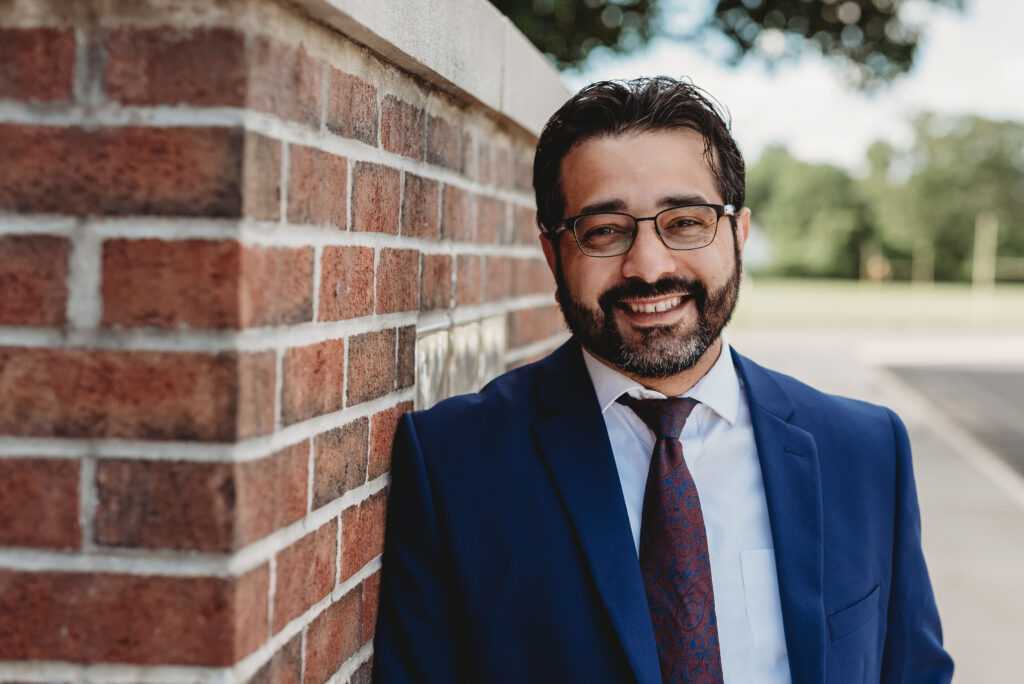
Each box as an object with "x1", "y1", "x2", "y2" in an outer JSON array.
[{"x1": 617, "y1": 394, "x2": 698, "y2": 439}]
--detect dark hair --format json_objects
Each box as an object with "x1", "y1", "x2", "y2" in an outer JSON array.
[{"x1": 532, "y1": 76, "x2": 746, "y2": 234}]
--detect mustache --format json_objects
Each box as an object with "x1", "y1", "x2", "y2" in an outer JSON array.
[{"x1": 597, "y1": 276, "x2": 707, "y2": 311}]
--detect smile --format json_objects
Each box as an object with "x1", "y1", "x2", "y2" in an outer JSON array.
[{"x1": 623, "y1": 295, "x2": 685, "y2": 314}]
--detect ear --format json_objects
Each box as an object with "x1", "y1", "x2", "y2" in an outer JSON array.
[
  {"x1": 734, "y1": 207, "x2": 751, "y2": 282},
  {"x1": 540, "y1": 232, "x2": 559, "y2": 277},
  {"x1": 734, "y1": 207, "x2": 751, "y2": 254}
]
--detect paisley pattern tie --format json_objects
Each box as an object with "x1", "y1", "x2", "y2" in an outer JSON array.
[{"x1": 618, "y1": 394, "x2": 724, "y2": 684}]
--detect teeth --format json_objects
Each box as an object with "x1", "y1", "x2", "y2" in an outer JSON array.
[{"x1": 627, "y1": 296, "x2": 682, "y2": 314}]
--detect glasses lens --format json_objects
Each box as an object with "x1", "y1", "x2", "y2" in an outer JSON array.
[
  {"x1": 573, "y1": 214, "x2": 635, "y2": 256},
  {"x1": 657, "y1": 205, "x2": 718, "y2": 249}
]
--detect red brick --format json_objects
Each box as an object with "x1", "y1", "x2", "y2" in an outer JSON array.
[
  {"x1": 102, "y1": 240, "x2": 311, "y2": 329},
  {"x1": 507, "y1": 304, "x2": 564, "y2": 348},
  {"x1": 375, "y1": 248, "x2": 418, "y2": 314},
  {"x1": 251, "y1": 633, "x2": 301, "y2": 684},
  {"x1": 0, "y1": 566, "x2": 268, "y2": 665},
  {"x1": 420, "y1": 253, "x2": 451, "y2": 311},
  {"x1": 304, "y1": 586, "x2": 362, "y2": 684},
  {"x1": 0, "y1": 348, "x2": 274, "y2": 441},
  {"x1": 281, "y1": 339, "x2": 345, "y2": 424},
  {"x1": 485, "y1": 255, "x2": 511, "y2": 302},
  {"x1": 401, "y1": 173, "x2": 439, "y2": 238},
  {"x1": 380, "y1": 95, "x2": 424, "y2": 159},
  {"x1": 104, "y1": 27, "x2": 246, "y2": 106},
  {"x1": 234, "y1": 566, "x2": 272, "y2": 660},
  {"x1": 513, "y1": 258, "x2": 554, "y2": 296},
  {"x1": 0, "y1": 459, "x2": 79, "y2": 548},
  {"x1": 491, "y1": 145, "x2": 512, "y2": 188},
  {"x1": 235, "y1": 441, "x2": 309, "y2": 545},
  {"x1": 287, "y1": 145, "x2": 347, "y2": 228},
  {"x1": 250, "y1": 37, "x2": 321, "y2": 127},
  {"x1": 476, "y1": 195, "x2": 504, "y2": 244},
  {"x1": 0, "y1": 234, "x2": 68, "y2": 326},
  {"x1": 397, "y1": 326, "x2": 415, "y2": 390},
  {"x1": 273, "y1": 520, "x2": 338, "y2": 632},
  {"x1": 368, "y1": 401, "x2": 412, "y2": 480},
  {"x1": 340, "y1": 490, "x2": 387, "y2": 582},
  {"x1": 326, "y1": 68, "x2": 377, "y2": 146},
  {"x1": 236, "y1": 352, "x2": 278, "y2": 439},
  {"x1": 518, "y1": 206, "x2": 539, "y2": 244},
  {"x1": 318, "y1": 246, "x2": 374, "y2": 321},
  {"x1": 0, "y1": 125, "x2": 244, "y2": 217},
  {"x1": 455, "y1": 254, "x2": 482, "y2": 306},
  {"x1": 313, "y1": 418, "x2": 368, "y2": 510},
  {"x1": 0, "y1": 28, "x2": 75, "y2": 101},
  {"x1": 239, "y1": 246, "x2": 314, "y2": 327},
  {"x1": 346, "y1": 329, "x2": 395, "y2": 406},
  {"x1": 361, "y1": 572, "x2": 381, "y2": 644},
  {"x1": 103, "y1": 238, "x2": 238, "y2": 329},
  {"x1": 426, "y1": 115, "x2": 460, "y2": 169},
  {"x1": 441, "y1": 184, "x2": 473, "y2": 241},
  {"x1": 351, "y1": 162, "x2": 400, "y2": 234},
  {"x1": 461, "y1": 132, "x2": 479, "y2": 179},
  {"x1": 513, "y1": 147, "x2": 533, "y2": 192},
  {"x1": 94, "y1": 460, "x2": 235, "y2": 551},
  {"x1": 94, "y1": 442, "x2": 306, "y2": 551},
  {"x1": 243, "y1": 133, "x2": 282, "y2": 221}
]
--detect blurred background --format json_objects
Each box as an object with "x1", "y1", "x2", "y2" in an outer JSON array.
[{"x1": 493, "y1": 0, "x2": 1024, "y2": 680}]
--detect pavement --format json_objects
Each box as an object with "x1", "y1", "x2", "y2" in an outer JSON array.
[{"x1": 728, "y1": 327, "x2": 1024, "y2": 684}]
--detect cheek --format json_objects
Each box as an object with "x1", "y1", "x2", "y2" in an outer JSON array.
[{"x1": 562, "y1": 258, "x2": 618, "y2": 302}]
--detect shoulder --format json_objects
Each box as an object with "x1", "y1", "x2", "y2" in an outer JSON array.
[
  {"x1": 401, "y1": 344, "x2": 570, "y2": 458},
  {"x1": 733, "y1": 350, "x2": 904, "y2": 445}
]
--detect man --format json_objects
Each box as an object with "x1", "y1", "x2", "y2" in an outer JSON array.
[{"x1": 373, "y1": 77, "x2": 953, "y2": 683}]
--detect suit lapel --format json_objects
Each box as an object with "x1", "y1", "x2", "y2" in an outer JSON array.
[
  {"x1": 733, "y1": 351, "x2": 827, "y2": 684},
  {"x1": 533, "y1": 341, "x2": 662, "y2": 684}
]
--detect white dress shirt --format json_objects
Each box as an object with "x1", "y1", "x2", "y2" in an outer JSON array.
[{"x1": 582, "y1": 340, "x2": 792, "y2": 684}]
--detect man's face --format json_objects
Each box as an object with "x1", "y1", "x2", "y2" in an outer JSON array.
[{"x1": 541, "y1": 128, "x2": 750, "y2": 379}]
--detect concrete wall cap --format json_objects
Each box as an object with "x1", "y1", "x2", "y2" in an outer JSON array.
[{"x1": 291, "y1": 0, "x2": 572, "y2": 137}]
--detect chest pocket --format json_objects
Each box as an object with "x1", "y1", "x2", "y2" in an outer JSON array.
[{"x1": 740, "y1": 549, "x2": 790, "y2": 682}]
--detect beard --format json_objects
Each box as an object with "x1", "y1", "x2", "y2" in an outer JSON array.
[{"x1": 554, "y1": 247, "x2": 742, "y2": 379}]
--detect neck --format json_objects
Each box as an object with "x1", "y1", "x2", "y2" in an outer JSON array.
[{"x1": 590, "y1": 337, "x2": 724, "y2": 397}]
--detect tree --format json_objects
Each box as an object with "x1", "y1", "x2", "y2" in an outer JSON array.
[
  {"x1": 866, "y1": 114, "x2": 1024, "y2": 280},
  {"x1": 489, "y1": 0, "x2": 658, "y2": 69},
  {"x1": 707, "y1": 0, "x2": 964, "y2": 88},
  {"x1": 747, "y1": 146, "x2": 873, "y2": 277},
  {"x1": 490, "y1": 0, "x2": 963, "y2": 86}
]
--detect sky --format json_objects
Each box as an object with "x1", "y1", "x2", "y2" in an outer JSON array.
[{"x1": 565, "y1": 0, "x2": 1024, "y2": 174}]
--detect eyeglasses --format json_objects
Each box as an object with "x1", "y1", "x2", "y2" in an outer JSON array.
[{"x1": 553, "y1": 203, "x2": 735, "y2": 258}]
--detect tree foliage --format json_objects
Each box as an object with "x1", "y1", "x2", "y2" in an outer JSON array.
[
  {"x1": 709, "y1": 0, "x2": 963, "y2": 88},
  {"x1": 491, "y1": 0, "x2": 963, "y2": 85},
  {"x1": 747, "y1": 147, "x2": 871, "y2": 278},
  {"x1": 489, "y1": 0, "x2": 658, "y2": 69},
  {"x1": 750, "y1": 115, "x2": 1024, "y2": 281}
]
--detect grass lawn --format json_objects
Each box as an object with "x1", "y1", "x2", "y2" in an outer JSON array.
[{"x1": 732, "y1": 277, "x2": 1024, "y2": 331}]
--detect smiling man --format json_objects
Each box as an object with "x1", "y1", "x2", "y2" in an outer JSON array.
[{"x1": 373, "y1": 78, "x2": 953, "y2": 684}]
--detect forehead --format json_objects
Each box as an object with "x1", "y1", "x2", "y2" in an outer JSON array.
[{"x1": 559, "y1": 128, "x2": 720, "y2": 216}]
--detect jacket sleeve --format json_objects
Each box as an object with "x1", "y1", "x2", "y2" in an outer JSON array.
[
  {"x1": 880, "y1": 409, "x2": 954, "y2": 683},
  {"x1": 372, "y1": 413, "x2": 459, "y2": 683}
]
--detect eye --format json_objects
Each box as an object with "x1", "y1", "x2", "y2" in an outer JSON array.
[{"x1": 574, "y1": 214, "x2": 633, "y2": 245}]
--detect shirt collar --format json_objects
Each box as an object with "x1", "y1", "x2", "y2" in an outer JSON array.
[{"x1": 581, "y1": 336, "x2": 741, "y2": 426}]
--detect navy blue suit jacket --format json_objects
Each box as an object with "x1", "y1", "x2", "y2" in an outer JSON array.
[{"x1": 373, "y1": 340, "x2": 953, "y2": 683}]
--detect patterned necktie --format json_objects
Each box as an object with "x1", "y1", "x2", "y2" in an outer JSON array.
[{"x1": 618, "y1": 394, "x2": 724, "y2": 684}]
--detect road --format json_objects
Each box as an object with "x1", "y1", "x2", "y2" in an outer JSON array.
[{"x1": 889, "y1": 366, "x2": 1024, "y2": 477}]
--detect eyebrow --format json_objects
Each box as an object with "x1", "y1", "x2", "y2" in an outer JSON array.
[{"x1": 576, "y1": 193, "x2": 711, "y2": 215}]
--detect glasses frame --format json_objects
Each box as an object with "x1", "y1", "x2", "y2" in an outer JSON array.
[{"x1": 553, "y1": 203, "x2": 736, "y2": 258}]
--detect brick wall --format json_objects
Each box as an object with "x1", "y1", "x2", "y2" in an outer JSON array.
[{"x1": 0, "y1": 1, "x2": 567, "y2": 681}]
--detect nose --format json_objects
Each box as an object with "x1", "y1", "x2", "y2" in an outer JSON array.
[{"x1": 620, "y1": 219, "x2": 677, "y2": 283}]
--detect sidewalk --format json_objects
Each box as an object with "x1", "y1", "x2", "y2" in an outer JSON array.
[{"x1": 729, "y1": 328, "x2": 1024, "y2": 683}]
